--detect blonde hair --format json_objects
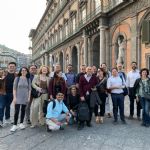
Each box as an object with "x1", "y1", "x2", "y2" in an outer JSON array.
[{"x1": 38, "y1": 65, "x2": 50, "y2": 76}]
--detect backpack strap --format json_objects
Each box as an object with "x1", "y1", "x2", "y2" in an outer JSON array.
[
  {"x1": 50, "y1": 100, "x2": 56, "y2": 109},
  {"x1": 16, "y1": 77, "x2": 20, "y2": 89}
]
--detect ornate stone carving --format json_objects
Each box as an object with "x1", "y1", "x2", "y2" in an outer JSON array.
[{"x1": 109, "y1": 0, "x2": 150, "y2": 26}]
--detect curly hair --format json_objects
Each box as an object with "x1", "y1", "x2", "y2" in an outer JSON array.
[
  {"x1": 38, "y1": 66, "x2": 50, "y2": 76},
  {"x1": 140, "y1": 68, "x2": 149, "y2": 77}
]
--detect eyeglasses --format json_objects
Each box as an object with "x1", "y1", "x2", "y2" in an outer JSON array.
[
  {"x1": 57, "y1": 94, "x2": 64, "y2": 96},
  {"x1": 71, "y1": 89, "x2": 76, "y2": 90}
]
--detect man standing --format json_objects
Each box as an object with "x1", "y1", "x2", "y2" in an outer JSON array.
[
  {"x1": 26, "y1": 65, "x2": 37, "y2": 124},
  {"x1": 4, "y1": 62, "x2": 17, "y2": 124},
  {"x1": 126, "y1": 62, "x2": 141, "y2": 120},
  {"x1": 50, "y1": 64, "x2": 67, "y2": 81},
  {"x1": 107, "y1": 68, "x2": 126, "y2": 124},
  {"x1": 79, "y1": 66, "x2": 98, "y2": 130},
  {"x1": 76, "y1": 65, "x2": 86, "y2": 88},
  {"x1": 65, "y1": 64, "x2": 76, "y2": 88}
]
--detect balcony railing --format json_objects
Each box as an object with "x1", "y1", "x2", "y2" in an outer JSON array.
[
  {"x1": 33, "y1": 0, "x2": 68, "y2": 46},
  {"x1": 32, "y1": 0, "x2": 125, "y2": 61}
]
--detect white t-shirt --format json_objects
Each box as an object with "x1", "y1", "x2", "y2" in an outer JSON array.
[
  {"x1": 107, "y1": 76, "x2": 124, "y2": 94},
  {"x1": 126, "y1": 70, "x2": 140, "y2": 88}
]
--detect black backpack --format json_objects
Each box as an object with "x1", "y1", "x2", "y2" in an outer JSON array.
[
  {"x1": 78, "y1": 102, "x2": 90, "y2": 121},
  {"x1": 43, "y1": 100, "x2": 56, "y2": 117}
]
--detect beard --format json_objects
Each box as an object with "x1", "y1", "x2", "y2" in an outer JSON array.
[{"x1": 132, "y1": 66, "x2": 136, "y2": 70}]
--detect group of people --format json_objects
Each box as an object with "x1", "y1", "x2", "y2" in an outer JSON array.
[{"x1": 0, "y1": 61, "x2": 150, "y2": 132}]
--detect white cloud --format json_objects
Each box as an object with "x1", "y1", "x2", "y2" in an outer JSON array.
[{"x1": 0, "y1": 0, "x2": 46, "y2": 54}]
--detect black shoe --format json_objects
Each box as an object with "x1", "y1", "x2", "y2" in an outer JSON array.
[
  {"x1": 46, "y1": 125, "x2": 52, "y2": 132},
  {"x1": 27, "y1": 120, "x2": 31, "y2": 125},
  {"x1": 128, "y1": 115, "x2": 133, "y2": 120},
  {"x1": 121, "y1": 120, "x2": 127, "y2": 124},
  {"x1": 86, "y1": 122, "x2": 92, "y2": 127},
  {"x1": 113, "y1": 120, "x2": 118, "y2": 125},
  {"x1": 78, "y1": 124, "x2": 84, "y2": 130},
  {"x1": 137, "y1": 117, "x2": 141, "y2": 121},
  {"x1": 59, "y1": 126, "x2": 64, "y2": 130},
  {"x1": 141, "y1": 122, "x2": 146, "y2": 126},
  {"x1": 145, "y1": 124, "x2": 150, "y2": 127}
]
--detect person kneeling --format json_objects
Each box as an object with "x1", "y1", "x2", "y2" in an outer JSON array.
[{"x1": 46, "y1": 92, "x2": 70, "y2": 131}]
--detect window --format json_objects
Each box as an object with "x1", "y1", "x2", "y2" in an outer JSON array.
[
  {"x1": 65, "y1": 24, "x2": 68, "y2": 37},
  {"x1": 72, "y1": 17, "x2": 76, "y2": 33},
  {"x1": 147, "y1": 55, "x2": 150, "y2": 70},
  {"x1": 116, "y1": 0, "x2": 123, "y2": 5},
  {"x1": 95, "y1": 0, "x2": 101, "y2": 9},
  {"x1": 82, "y1": 8, "x2": 86, "y2": 24},
  {"x1": 142, "y1": 20, "x2": 150, "y2": 44},
  {"x1": 60, "y1": 29, "x2": 62, "y2": 41}
]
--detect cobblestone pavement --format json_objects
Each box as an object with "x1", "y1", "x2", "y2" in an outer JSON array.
[{"x1": 0, "y1": 97, "x2": 150, "y2": 150}]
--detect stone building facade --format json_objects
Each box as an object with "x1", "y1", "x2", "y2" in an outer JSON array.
[
  {"x1": 29, "y1": 0, "x2": 150, "y2": 73},
  {"x1": 0, "y1": 45, "x2": 32, "y2": 70}
]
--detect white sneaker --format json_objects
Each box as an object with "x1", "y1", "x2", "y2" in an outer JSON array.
[
  {"x1": 0, "y1": 121, "x2": 3, "y2": 127},
  {"x1": 10, "y1": 125, "x2": 18, "y2": 132},
  {"x1": 19, "y1": 123, "x2": 25, "y2": 130},
  {"x1": 5, "y1": 119, "x2": 11, "y2": 124}
]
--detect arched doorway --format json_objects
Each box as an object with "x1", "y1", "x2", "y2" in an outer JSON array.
[
  {"x1": 93, "y1": 35, "x2": 100, "y2": 68},
  {"x1": 59, "y1": 52, "x2": 63, "y2": 71},
  {"x1": 72, "y1": 46, "x2": 78, "y2": 73}
]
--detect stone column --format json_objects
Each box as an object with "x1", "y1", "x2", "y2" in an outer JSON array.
[
  {"x1": 45, "y1": 53, "x2": 49, "y2": 66},
  {"x1": 137, "y1": 34, "x2": 141, "y2": 69},
  {"x1": 88, "y1": 37, "x2": 92, "y2": 66},
  {"x1": 83, "y1": 30, "x2": 88, "y2": 65},
  {"x1": 62, "y1": 51, "x2": 65, "y2": 72},
  {"x1": 41, "y1": 56, "x2": 44, "y2": 66},
  {"x1": 69, "y1": 46, "x2": 72, "y2": 64},
  {"x1": 49, "y1": 54, "x2": 53, "y2": 72},
  {"x1": 76, "y1": 43, "x2": 80, "y2": 73},
  {"x1": 131, "y1": 15, "x2": 138, "y2": 62},
  {"x1": 105, "y1": 29, "x2": 110, "y2": 67},
  {"x1": 100, "y1": 26, "x2": 106, "y2": 65}
]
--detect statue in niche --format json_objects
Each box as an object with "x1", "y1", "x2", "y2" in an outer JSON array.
[{"x1": 116, "y1": 35, "x2": 125, "y2": 65}]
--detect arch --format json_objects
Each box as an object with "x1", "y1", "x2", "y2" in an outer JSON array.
[
  {"x1": 72, "y1": 46, "x2": 78, "y2": 73},
  {"x1": 92, "y1": 35, "x2": 100, "y2": 68},
  {"x1": 138, "y1": 9, "x2": 150, "y2": 34},
  {"x1": 138, "y1": 9, "x2": 150, "y2": 68}
]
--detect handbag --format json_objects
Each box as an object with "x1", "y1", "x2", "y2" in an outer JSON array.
[
  {"x1": 31, "y1": 88, "x2": 41, "y2": 98},
  {"x1": 122, "y1": 87, "x2": 128, "y2": 96},
  {"x1": 120, "y1": 76, "x2": 128, "y2": 96}
]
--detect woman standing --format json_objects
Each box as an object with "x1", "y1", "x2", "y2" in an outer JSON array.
[
  {"x1": 96, "y1": 68, "x2": 108, "y2": 124},
  {"x1": 10, "y1": 67, "x2": 31, "y2": 132},
  {"x1": 49, "y1": 72, "x2": 66, "y2": 100},
  {"x1": 134, "y1": 68, "x2": 150, "y2": 127},
  {"x1": 31, "y1": 66, "x2": 50, "y2": 128},
  {"x1": 0, "y1": 69, "x2": 6, "y2": 127}
]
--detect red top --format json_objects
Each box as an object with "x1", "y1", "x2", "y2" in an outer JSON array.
[{"x1": 79, "y1": 74, "x2": 98, "y2": 97}]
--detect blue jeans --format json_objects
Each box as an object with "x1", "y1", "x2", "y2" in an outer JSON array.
[
  {"x1": 4, "y1": 93, "x2": 13, "y2": 120},
  {"x1": 111, "y1": 93, "x2": 125, "y2": 121},
  {"x1": 140, "y1": 97, "x2": 150, "y2": 125},
  {"x1": 0, "y1": 95, "x2": 5, "y2": 122}
]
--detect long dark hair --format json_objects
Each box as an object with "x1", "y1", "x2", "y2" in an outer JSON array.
[{"x1": 18, "y1": 67, "x2": 30, "y2": 78}]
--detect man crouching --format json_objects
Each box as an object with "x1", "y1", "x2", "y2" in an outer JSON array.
[{"x1": 46, "y1": 92, "x2": 70, "y2": 131}]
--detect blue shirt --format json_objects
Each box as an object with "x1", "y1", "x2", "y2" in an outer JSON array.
[
  {"x1": 65, "y1": 72, "x2": 76, "y2": 87},
  {"x1": 46, "y1": 99, "x2": 69, "y2": 119}
]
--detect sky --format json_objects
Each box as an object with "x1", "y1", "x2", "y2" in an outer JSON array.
[{"x1": 0, "y1": 0, "x2": 46, "y2": 54}]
